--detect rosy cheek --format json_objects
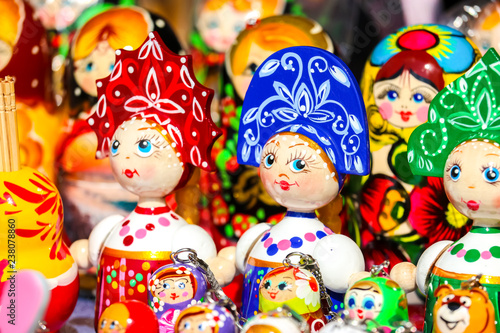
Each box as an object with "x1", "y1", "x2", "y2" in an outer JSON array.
[
  {"x1": 159, "y1": 292, "x2": 166, "y2": 297},
  {"x1": 416, "y1": 105, "x2": 429, "y2": 123},
  {"x1": 378, "y1": 102, "x2": 393, "y2": 120},
  {"x1": 182, "y1": 291, "x2": 189, "y2": 297},
  {"x1": 364, "y1": 311, "x2": 375, "y2": 319},
  {"x1": 493, "y1": 195, "x2": 500, "y2": 208},
  {"x1": 348, "y1": 309, "x2": 356, "y2": 318}
]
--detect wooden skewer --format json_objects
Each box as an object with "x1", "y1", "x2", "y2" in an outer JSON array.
[{"x1": 0, "y1": 76, "x2": 20, "y2": 172}]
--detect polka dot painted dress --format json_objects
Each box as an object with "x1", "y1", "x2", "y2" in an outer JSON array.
[
  {"x1": 241, "y1": 212, "x2": 339, "y2": 319},
  {"x1": 95, "y1": 206, "x2": 205, "y2": 323},
  {"x1": 424, "y1": 226, "x2": 500, "y2": 332}
]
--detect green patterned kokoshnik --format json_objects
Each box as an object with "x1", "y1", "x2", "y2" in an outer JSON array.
[{"x1": 408, "y1": 48, "x2": 500, "y2": 177}]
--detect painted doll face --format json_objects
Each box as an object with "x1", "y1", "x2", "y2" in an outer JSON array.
[
  {"x1": 259, "y1": 134, "x2": 339, "y2": 212},
  {"x1": 74, "y1": 40, "x2": 116, "y2": 96},
  {"x1": 98, "y1": 303, "x2": 128, "y2": 333},
  {"x1": 109, "y1": 119, "x2": 184, "y2": 198},
  {"x1": 345, "y1": 285, "x2": 383, "y2": 321},
  {"x1": 444, "y1": 140, "x2": 500, "y2": 220},
  {"x1": 0, "y1": 39, "x2": 12, "y2": 71},
  {"x1": 178, "y1": 313, "x2": 212, "y2": 333},
  {"x1": 260, "y1": 269, "x2": 298, "y2": 302},
  {"x1": 197, "y1": 2, "x2": 248, "y2": 53},
  {"x1": 153, "y1": 275, "x2": 194, "y2": 304},
  {"x1": 373, "y1": 70, "x2": 438, "y2": 129},
  {"x1": 233, "y1": 42, "x2": 274, "y2": 99}
]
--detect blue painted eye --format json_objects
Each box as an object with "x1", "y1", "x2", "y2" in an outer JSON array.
[
  {"x1": 110, "y1": 321, "x2": 118, "y2": 329},
  {"x1": 234, "y1": 23, "x2": 244, "y2": 33},
  {"x1": 100, "y1": 319, "x2": 106, "y2": 329},
  {"x1": 450, "y1": 165, "x2": 461, "y2": 181},
  {"x1": 208, "y1": 20, "x2": 218, "y2": 29},
  {"x1": 176, "y1": 282, "x2": 186, "y2": 289},
  {"x1": 278, "y1": 281, "x2": 288, "y2": 291},
  {"x1": 263, "y1": 154, "x2": 275, "y2": 168},
  {"x1": 290, "y1": 159, "x2": 306, "y2": 172},
  {"x1": 184, "y1": 322, "x2": 191, "y2": 329},
  {"x1": 162, "y1": 283, "x2": 171, "y2": 289},
  {"x1": 362, "y1": 296, "x2": 375, "y2": 310},
  {"x1": 413, "y1": 93, "x2": 424, "y2": 103},
  {"x1": 484, "y1": 167, "x2": 500, "y2": 183},
  {"x1": 85, "y1": 62, "x2": 94, "y2": 72},
  {"x1": 111, "y1": 140, "x2": 120, "y2": 156},
  {"x1": 198, "y1": 322, "x2": 208, "y2": 331},
  {"x1": 264, "y1": 280, "x2": 272, "y2": 289},
  {"x1": 348, "y1": 296, "x2": 356, "y2": 309},
  {"x1": 137, "y1": 139, "x2": 153, "y2": 157},
  {"x1": 109, "y1": 64, "x2": 115, "y2": 72},
  {"x1": 387, "y1": 90, "x2": 398, "y2": 101}
]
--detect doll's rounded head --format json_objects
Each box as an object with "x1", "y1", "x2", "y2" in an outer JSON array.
[
  {"x1": 98, "y1": 300, "x2": 159, "y2": 333},
  {"x1": 443, "y1": 139, "x2": 500, "y2": 221},
  {"x1": 88, "y1": 31, "x2": 221, "y2": 195},
  {"x1": 259, "y1": 132, "x2": 339, "y2": 211},
  {"x1": 0, "y1": 0, "x2": 20, "y2": 71},
  {"x1": 148, "y1": 263, "x2": 207, "y2": 311},
  {"x1": 174, "y1": 303, "x2": 235, "y2": 333}
]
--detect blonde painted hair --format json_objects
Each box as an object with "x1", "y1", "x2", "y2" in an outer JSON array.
[{"x1": 0, "y1": 0, "x2": 22, "y2": 47}]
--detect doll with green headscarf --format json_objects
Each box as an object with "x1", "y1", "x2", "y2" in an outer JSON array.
[{"x1": 391, "y1": 47, "x2": 500, "y2": 332}]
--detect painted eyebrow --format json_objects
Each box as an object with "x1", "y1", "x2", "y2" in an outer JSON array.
[
  {"x1": 486, "y1": 153, "x2": 500, "y2": 157},
  {"x1": 288, "y1": 143, "x2": 305, "y2": 149},
  {"x1": 137, "y1": 127, "x2": 152, "y2": 131}
]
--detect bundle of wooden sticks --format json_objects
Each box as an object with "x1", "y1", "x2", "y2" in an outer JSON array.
[{"x1": 0, "y1": 76, "x2": 19, "y2": 172}]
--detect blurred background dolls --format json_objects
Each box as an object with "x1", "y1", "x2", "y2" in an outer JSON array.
[
  {"x1": 205, "y1": 15, "x2": 334, "y2": 249},
  {"x1": 235, "y1": 46, "x2": 369, "y2": 319},
  {"x1": 344, "y1": 24, "x2": 481, "y2": 271},
  {"x1": 56, "y1": 5, "x2": 182, "y2": 241},
  {"x1": 0, "y1": 0, "x2": 61, "y2": 181}
]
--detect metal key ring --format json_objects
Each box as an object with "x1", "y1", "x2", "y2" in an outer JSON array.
[
  {"x1": 170, "y1": 248, "x2": 198, "y2": 263},
  {"x1": 283, "y1": 252, "x2": 312, "y2": 268}
]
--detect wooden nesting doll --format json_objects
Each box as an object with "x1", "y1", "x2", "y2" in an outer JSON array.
[{"x1": 346, "y1": 24, "x2": 481, "y2": 269}]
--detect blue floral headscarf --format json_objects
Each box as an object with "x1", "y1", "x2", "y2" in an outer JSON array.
[{"x1": 237, "y1": 46, "x2": 370, "y2": 187}]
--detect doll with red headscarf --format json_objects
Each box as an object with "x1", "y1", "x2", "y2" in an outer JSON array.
[{"x1": 70, "y1": 31, "x2": 235, "y2": 326}]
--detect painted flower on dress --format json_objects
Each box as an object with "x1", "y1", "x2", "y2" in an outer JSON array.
[
  {"x1": 295, "y1": 271, "x2": 320, "y2": 307},
  {"x1": 206, "y1": 310, "x2": 226, "y2": 327}
]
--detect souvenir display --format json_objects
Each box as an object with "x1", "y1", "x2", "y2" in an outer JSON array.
[
  {"x1": 0, "y1": 0, "x2": 60, "y2": 181},
  {"x1": 235, "y1": 46, "x2": 369, "y2": 320},
  {"x1": 347, "y1": 24, "x2": 481, "y2": 268},
  {"x1": 432, "y1": 275, "x2": 495, "y2": 333},
  {"x1": 258, "y1": 253, "x2": 329, "y2": 332},
  {"x1": 56, "y1": 5, "x2": 183, "y2": 240},
  {"x1": 174, "y1": 301, "x2": 238, "y2": 333},
  {"x1": 0, "y1": 270, "x2": 50, "y2": 333},
  {"x1": 148, "y1": 249, "x2": 209, "y2": 333},
  {"x1": 242, "y1": 306, "x2": 310, "y2": 333},
  {"x1": 394, "y1": 47, "x2": 500, "y2": 332},
  {"x1": 68, "y1": 31, "x2": 238, "y2": 326},
  {"x1": 345, "y1": 262, "x2": 409, "y2": 332},
  {"x1": 208, "y1": 15, "x2": 334, "y2": 248},
  {"x1": 190, "y1": 0, "x2": 287, "y2": 84},
  {"x1": 98, "y1": 300, "x2": 159, "y2": 333},
  {"x1": 0, "y1": 77, "x2": 79, "y2": 331}
]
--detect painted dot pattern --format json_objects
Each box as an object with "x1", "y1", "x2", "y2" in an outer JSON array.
[{"x1": 263, "y1": 227, "x2": 333, "y2": 256}]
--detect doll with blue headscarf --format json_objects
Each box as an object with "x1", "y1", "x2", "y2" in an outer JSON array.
[{"x1": 235, "y1": 46, "x2": 370, "y2": 319}]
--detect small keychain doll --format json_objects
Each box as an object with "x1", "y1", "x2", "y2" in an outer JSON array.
[
  {"x1": 242, "y1": 306, "x2": 310, "y2": 333},
  {"x1": 98, "y1": 300, "x2": 159, "y2": 333},
  {"x1": 70, "y1": 31, "x2": 236, "y2": 326},
  {"x1": 391, "y1": 47, "x2": 500, "y2": 332},
  {"x1": 345, "y1": 261, "x2": 409, "y2": 332},
  {"x1": 258, "y1": 252, "x2": 330, "y2": 332},
  {"x1": 235, "y1": 46, "x2": 370, "y2": 319}
]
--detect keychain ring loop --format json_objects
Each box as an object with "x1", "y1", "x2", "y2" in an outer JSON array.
[
  {"x1": 283, "y1": 252, "x2": 306, "y2": 267},
  {"x1": 170, "y1": 248, "x2": 198, "y2": 263}
]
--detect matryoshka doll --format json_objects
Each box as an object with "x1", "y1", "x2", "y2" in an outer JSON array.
[
  {"x1": 71, "y1": 32, "x2": 236, "y2": 325},
  {"x1": 57, "y1": 6, "x2": 182, "y2": 240},
  {"x1": 465, "y1": 1, "x2": 500, "y2": 55},
  {"x1": 208, "y1": 15, "x2": 334, "y2": 248},
  {"x1": 345, "y1": 266, "x2": 409, "y2": 332},
  {"x1": 242, "y1": 306, "x2": 309, "y2": 333},
  {"x1": 148, "y1": 252, "x2": 208, "y2": 333},
  {"x1": 258, "y1": 254, "x2": 328, "y2": 332},
  {"x1": 0, "y1": 0, "x2": 60, "y2": 181},
  {"x1": 235, "y1": 46, "x2": 369, "y2": 319},
  {"x1": 174, "y1": 302, "x2": 238, "y2": 333},
  {"x1": 348, "y1": 24, "x2": 481, "y2": 267},
  {"x1": 98, "y1": 300, "x2": 159, "y2": 333},
  {"x1": 393, "y1": 47, "x2": 500, "y2": 332}
]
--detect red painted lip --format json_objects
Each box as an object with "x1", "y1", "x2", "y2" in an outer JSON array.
[
  {"x1": 398, "y1": 111, "x2": 412, "y2": 122},
  {"x1": 466, "y1": 200, "x2": 480, "y2": 211},
  {"x1": 123, "y1": 169, "x2": 139, "y2": 178},
  {"x1": 268, "y1": 292, "x2": 278, "y2": 300},
  {"x1": 274, "y1": 180, "x2": 298, "y2": 191},
  {"x1": 357, "y1": 310, "x2": 364, "y2": 319},
  {"x1": 170, "y1": 293, "x2": 179, "y2": 300}
]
